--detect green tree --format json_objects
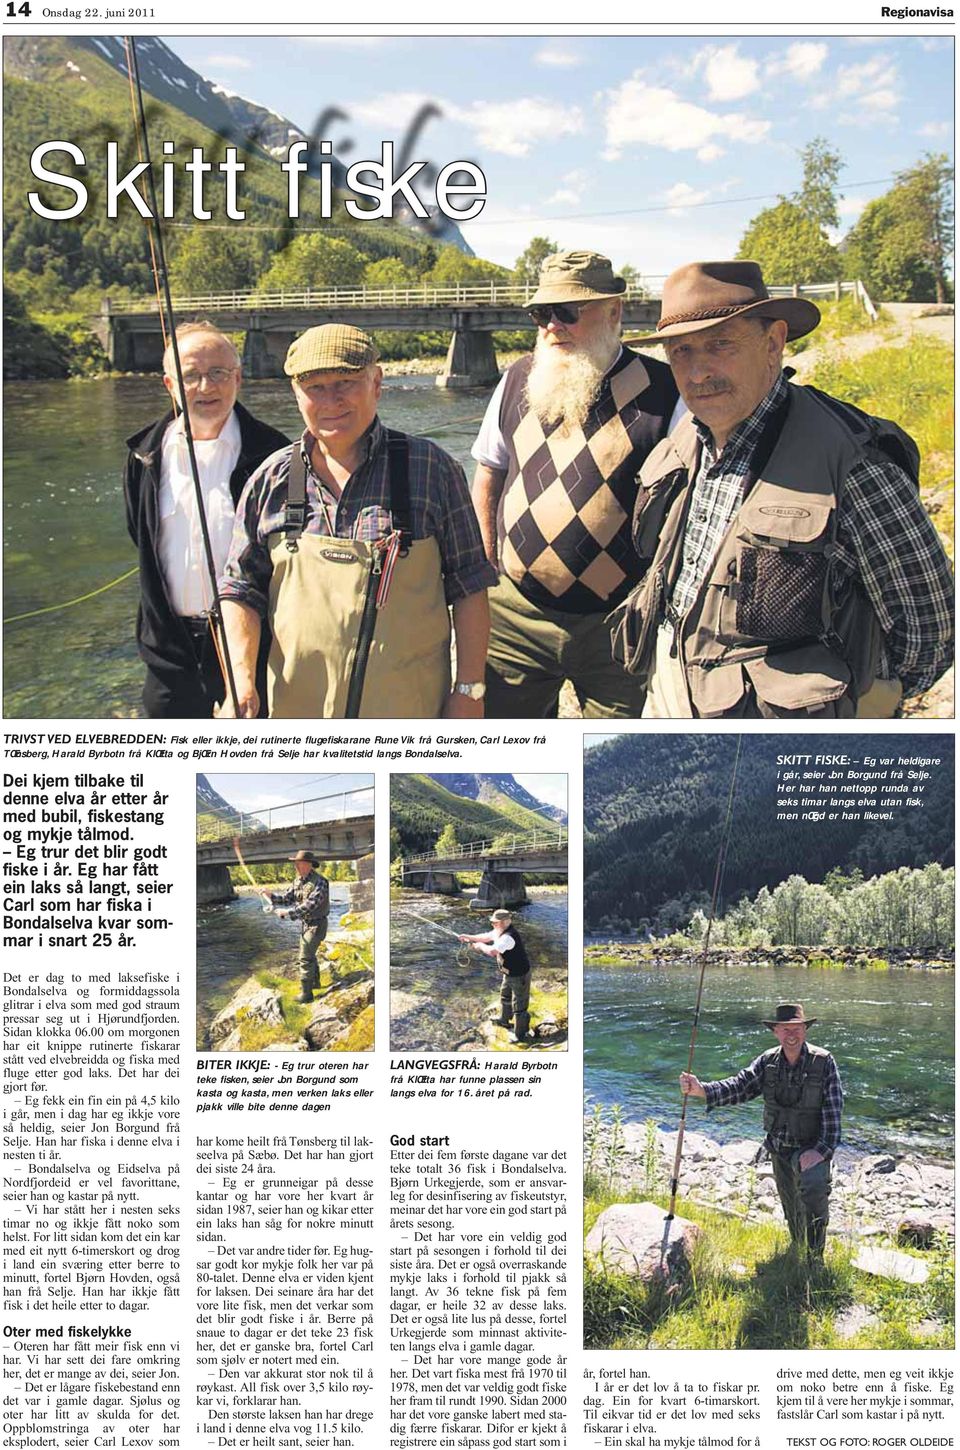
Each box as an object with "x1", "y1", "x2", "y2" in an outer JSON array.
[
  {"x1": 435, "y1": 822, "x2": 460, "y2": 854},
  {"x1": 845, "y1": 154, "x2": 954, "y2": 303},
  {"x1": 513, "y1": 236, "x2": 559, "y2": 286},
  {"x1": 737, "y1": 199, "x2": 842, "y2": 285},
  {"x1": 619, "y1": 263, "x2": 648, "y2": 298},
  {"x1": 424, "y1": 246, "x2": 511, "y2": 287},
  {"x1": 257, "y1": 233, "x2": 366, "y2": 293},
  {"x1": 793, "y1": 136, "x2": 844, "y2": 232},
  {"x1": 364, "y1": 256, "x2": 418, "y2": 290},
  {"x1": 168, "y1": 229, "x2": 268, "y2": 296}
]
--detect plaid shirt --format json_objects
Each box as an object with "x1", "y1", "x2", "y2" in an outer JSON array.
[
  {"x1": 703, "y1": 1044, "x2": 843, "y2": 1160},
  {"x1": 219, "y1": 419, "x2": 496, "y2": 616},
  {"x1": 269, "y1": 870, "x2": 329, "y2": 926},
  {"x1": 668, "y1": 372, "x2": 954, "y2": 696}
]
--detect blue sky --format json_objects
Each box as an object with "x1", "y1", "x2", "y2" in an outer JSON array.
[
  {"x1": 169, "y1": 34, "x2": 953, "y2": 279},
  {"x1": 206, "y1": 771, "x2": 374, "y2": 819}
]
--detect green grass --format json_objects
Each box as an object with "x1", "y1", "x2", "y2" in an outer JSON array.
[
  {"x1": 229, "y1": 933, "x2": 374, "y2": 1050},
  {"x1": 585, "y1": 1183, "x2": 954, "y2": 1349},
  {"x1": 787, "y1": 295, "x2": 889, "y2": 356},
  {"x1": 807, "y1": 336, "x2": 954, "y2": 552}
]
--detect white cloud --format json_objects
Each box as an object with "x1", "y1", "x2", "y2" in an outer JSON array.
[
  {"x1": 546, "y1": 169, "x2": 589, "y2": 206},
  {"x1": 203, "y1": 53, "x2": 253, "y2": 70},
  {"x1": 836, "y1": 195, "x2": 868, "y2": 219},
  {"x1": 919, "y1": 120, "x2": 951, "y2": 138},
  {"x1": 664, "y1": 181, "x2": 710, "y2": 213},
  {"x1": 353, "y1": 91, "x2": 583, "y2": 158},
  {"x1": 811, "y1": 55, "x2": 900, "y2": 119},
  {"x1": 602, "y1": 78, "x2": 770, "y2": 159},
  {"x1": 700, "y1": 44, "x2": 761, "y2": 102},
  {"x1": 767, "y1": 42, "x2": 828, "y2": 84},
  {"x1": 452, "y1": 97, "x2": 584, "y2": 157},
  {"x1": 697, "y1": 142, "x2": 725, "y2": 163},
  {"x1": 535, "y1": 47, "x2": 580, "y2": 68}
]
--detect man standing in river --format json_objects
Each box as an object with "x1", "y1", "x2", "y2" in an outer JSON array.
[
  {"x1": 264, "y1": 849, "x2": 331, "y2": 1004},
  {"x1": 124, "y1": 321, "x2": 288, "y2": 718},
  {"x1": 460, "y1": 909, "x2": 533, "y2": 1043},
  {"x1": 680, "y1": 1003, "x2": 843, "y2": 1259}
]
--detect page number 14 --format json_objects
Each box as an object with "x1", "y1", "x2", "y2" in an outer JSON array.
[{"x1": 6, "y1": 3, "x2": 33, "y2": 13}]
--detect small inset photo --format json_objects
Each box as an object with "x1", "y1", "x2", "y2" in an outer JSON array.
[
  {"x1": 390, "y1": 772, "x2": 568, "y2": 1052},
  {"x1": 196, "y1": 772, "x2": 374, "y2": 1051}
]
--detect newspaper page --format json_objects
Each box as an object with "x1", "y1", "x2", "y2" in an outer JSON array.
[{"x1": 1, "y1": 9, "x2": 955, "y2": 1450}]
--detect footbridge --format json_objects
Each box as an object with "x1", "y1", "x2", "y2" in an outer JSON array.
[
  {"x1": 399, "y1": 825, "x2": 567, "y2": 907},
  {"x1": 97, "y1": 283, "x2": 660, "y2": 386},
  {"x1": 197, "y1": 786, "x2": 374, "y2": 905}
]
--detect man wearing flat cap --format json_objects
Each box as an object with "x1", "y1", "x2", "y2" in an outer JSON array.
[
  {"x1": 471, "y1": 250, "x2": 681, "y2": 717},
  {"x1": 262, "y1": 850, "x2": 331, "y2": 1003},
  {"x1": 680, "y1": 1004, "x2": 842, "y2": 1259},
  {"x1": 613, "y1": 260, "x2": 953, "y2": 718},
  {"x1": 218, "y1": 324, "x2": 496, "y2": 718}
]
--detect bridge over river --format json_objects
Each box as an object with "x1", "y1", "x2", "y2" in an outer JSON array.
[
  {"x1": 97, "y1": 283, "x2": 661, "y2": 385},
  {"x1": 97, "y1": 280, "x2": 862, "y2": 386},
  {"x1": 399, "y1": 825, "x2": 567, "y2": 907},
  {"x1": 197, "y1": 786, "x2": 374, "y2": 905}
]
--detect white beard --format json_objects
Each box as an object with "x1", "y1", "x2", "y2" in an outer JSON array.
[{"x1": 524, "y1": 330, "x2": 619, "y2": 436}]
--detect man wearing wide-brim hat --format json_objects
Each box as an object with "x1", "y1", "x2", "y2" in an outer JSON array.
[
  {"x1": 680, "y1": 1003, "x2": 843, "y2": 1260},
  {"x1": 262, "y1": 849, "x2": 332, "y2": 1003},
  {"x1": 611, "y1": 260, "x2": 953, "y2": 719},
  {"x1": 470, "y1": 249, "x2": 681, "y2": 718},
  {"x1": 218, "y1": 323, "x2": 496, "y2": 719}
]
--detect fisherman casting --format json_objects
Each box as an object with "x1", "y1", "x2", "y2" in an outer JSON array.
[
  {"x1": 263, "y1": 850, "x2": 331, "y2": 1004},
  {"x1": 459, "y1": 909, "x2": 533, "y2": 1043},
  {"x1": 680, "y1": 1003, "x2": 843, "y2": 1260}
]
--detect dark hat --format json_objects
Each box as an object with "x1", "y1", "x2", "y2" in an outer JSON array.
[
  {"x1": 625, "y1": 260, "x2": 821, "y2": 345},
  {"x1": 527, "y1": 250, "x2": 626, "y2": 306},
  {"x1": 763, "y1": 1002, "x2": 817, "y2": 1029},
  {"x1": 288, "y1": 849, "x2": 320, "y2": 866},
  {"x1": 284, "y1": 324, "x2": 379, "y2": 378}
]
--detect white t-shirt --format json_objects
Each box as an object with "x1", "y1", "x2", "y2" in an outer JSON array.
[
  {"x1": 157, "y1": 410, "x2": 241, "y2": 617},
  {"x1": 470, "y1": 347, "x2": 688, "y2": 470}
]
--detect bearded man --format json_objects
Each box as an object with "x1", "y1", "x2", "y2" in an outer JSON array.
[{"x1": 470, "y1": 250, "x2": 681, "y2": 717}]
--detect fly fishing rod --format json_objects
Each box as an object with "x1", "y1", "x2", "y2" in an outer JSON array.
[
  {"x1": 399, "y1": 907, "x2": 472, "y2": 965},
  {"x1": 666, "y1": 735, "x2": 743, "y2": 1221},
  {"x1": 124, "y1": 36, "x2": 241, "y2": 717}
]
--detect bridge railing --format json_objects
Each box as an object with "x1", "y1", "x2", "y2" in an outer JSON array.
[
  {"x1": 104, "y1": 279, "x2": 868, "y2": 318},
  {"x1": 199, "y1": 785, "x2": 374, "y2": 844},
  {"x1": 404, "y1": 825, "x2": 568, "y2": 867}
]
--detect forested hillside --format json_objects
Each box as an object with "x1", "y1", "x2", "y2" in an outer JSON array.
[
  {"x1": 584, "y1": 735, "x2": 954, "y2": 933},
  {"x1": 392, "y1": 775, "x2": 557, "y2": 856}
]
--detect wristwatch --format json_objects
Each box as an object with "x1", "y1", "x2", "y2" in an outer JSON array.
[{"x1": 454, "y1": 681, "x2": 486, "y2": 700}]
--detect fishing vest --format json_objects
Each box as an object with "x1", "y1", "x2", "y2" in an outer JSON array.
[
  {"x1": 294, "y1": 871, "x2": 330, "y2": 925},
  {"x1": 497, "y1": 348, "x2": 678, "y2": 614},
  {"x1": 498, "y1": 926, "x2": 531, "y2": 977},
  {"x1": 611, "y1": 384, "x2": 917, "y2": 718},
  {"x1": 761, "y1": 1045, "x2": 829, "y2": 1148}
]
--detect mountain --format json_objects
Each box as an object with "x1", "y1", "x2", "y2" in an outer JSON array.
[
  {"x1": 426, "y1": 773, "x2": 566, "y2": 825},
  {"x1": 392, "y1": 774, "x2": 562, "y2": 856},
  {"x1": 584, "y1": 734, "x2": 954, "y2": 931},
  {"x1": 195, "y1": 773, "x2": 266, "y2": 841},
  {"x1": 12, "y1": 35, "x2": 471, "y2": 254}
]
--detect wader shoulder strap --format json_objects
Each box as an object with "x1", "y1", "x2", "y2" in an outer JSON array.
[
  {"x1": 284, "y1": 446, "x2": 307, "y2": 551},
  {"x1": 384, "y1": 428, "x2": 413, "y2": 554}
]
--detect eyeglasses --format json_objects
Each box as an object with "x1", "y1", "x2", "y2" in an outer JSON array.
[
  {"x1": 528, "y1": 302, "x2": 589, "y2": 327},
  {"x1": 181, "y1": 367, "x2": 237, "y2": 388}
]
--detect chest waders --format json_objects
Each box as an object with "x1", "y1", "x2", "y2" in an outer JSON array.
[{"x1": 267, "y1": 431, "x2": 451, "y2": 718}]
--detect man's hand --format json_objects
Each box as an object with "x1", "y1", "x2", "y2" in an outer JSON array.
[
  {"x1": 799, "y1": 1149, "x2": 825, "y2": 1172},
  {"x1": 442, "y1": 691, "x2": 483, "y2": 720},
  {"x1": 275, "y1": 909, "x2": 289, "y2": 920},
  {"x1": 679, "y1": 1072, "x2": 706, "y2": 1099},
  {"x1": 214, "y1": 683, "x2": 260, "y2": 719}
]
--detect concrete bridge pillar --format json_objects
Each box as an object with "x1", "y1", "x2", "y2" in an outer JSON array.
[
  {"x1": 402, "y1": 868, "x2": 460, "y2": 895},
  {"x1": 351, "y1": 853, "x2": 375, "y2": 913},
  {"x1": 469, "y1": 868, "x2": 528, "y2": 910},
  {"x1": 198, "y1": 864, "x2": 235, "y2": 905},
  {"x1": 436, "y1": 323, "x2": 500, "y2": 390}
]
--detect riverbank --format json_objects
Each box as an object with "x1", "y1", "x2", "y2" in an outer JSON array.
[
  {"x1": 585, "y1": 941, "x2": 955, "y2": 971},
  {"x1": 584, "y1": 1117, "x2": 955, "y2": 1349}
]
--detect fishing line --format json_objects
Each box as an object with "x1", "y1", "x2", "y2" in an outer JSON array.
[
  {"x1": 233, "y1": 837, "x2": 273, "y2": 911},
  {"x1": 4, "y1": 567, "x2": 138, "y2": 626},
  {"x1": 399, "y1": 907, "x2": 472, "y2": 965},
  {"x1": 666, "y1": 734, "x2": 743, "y2": 1222},
  {"x1": 124, "y1": 36, "x2": 241, "y2": 716}
]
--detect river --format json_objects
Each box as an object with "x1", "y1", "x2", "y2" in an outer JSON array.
[
  {"x1": 585, "y1": 955, "x2": 955, "y2": 1158},
  {"x1": 195, "y1": 881, "x2": 355, "y2": 1048},
  {"x1": 391, "y1": 886, "x2": 568, "y2": 1049},
  {"x1": 2, "y1": 373, "x2": 493, "y2": 718}
]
